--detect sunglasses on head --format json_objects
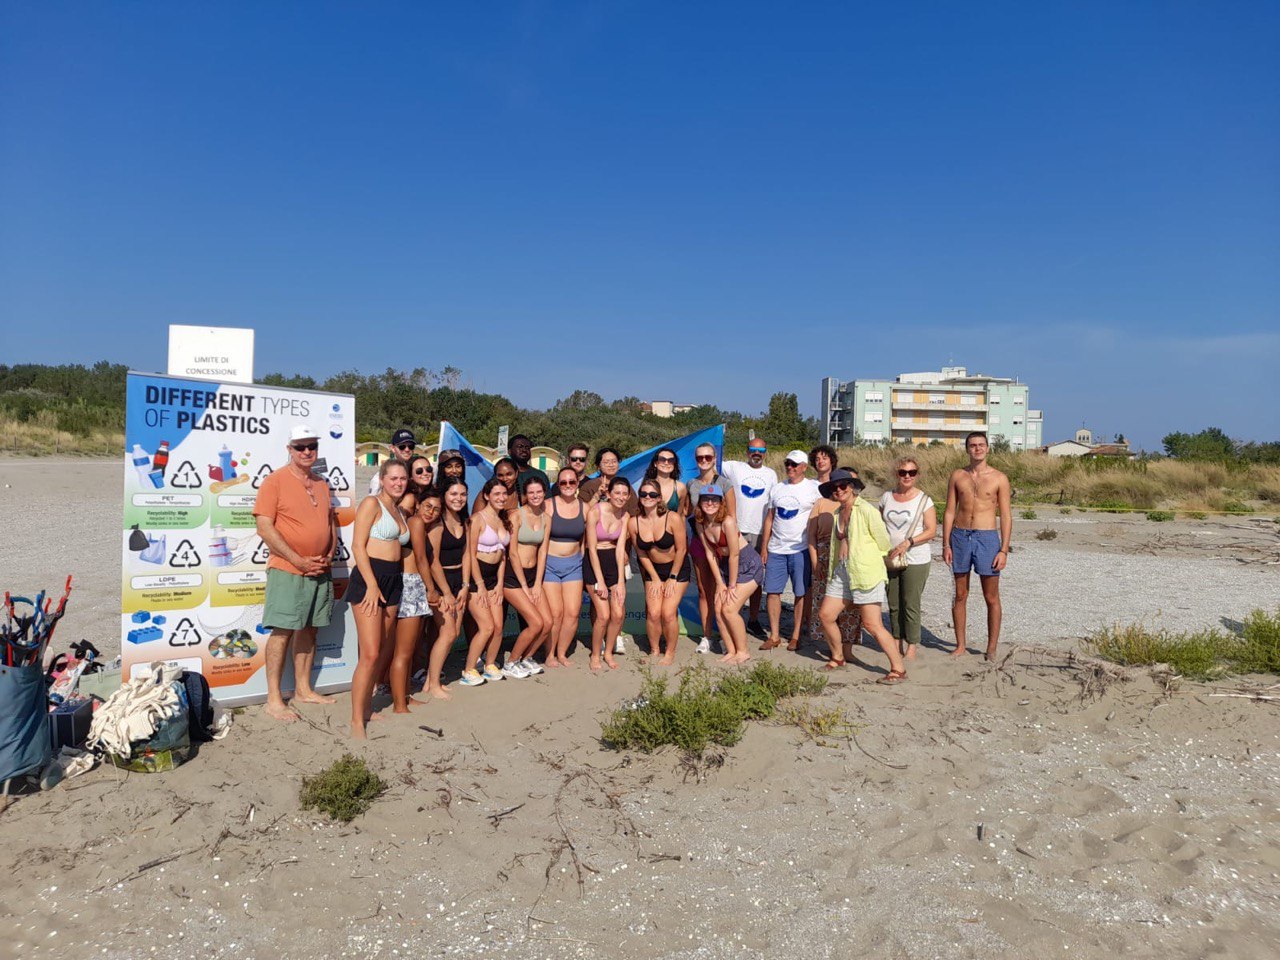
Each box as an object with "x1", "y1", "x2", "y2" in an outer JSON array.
[
  {"x1": 292, "y1": 442, "x2": 319, "y2": 452},
  {"x1": 898, "y1": 469, "x2": 918, "y2": 477},
  {"x1": 638, "y1": 490, "x2": 660, "y2": 499}
]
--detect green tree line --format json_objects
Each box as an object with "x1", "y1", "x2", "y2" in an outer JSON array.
[{"x1": 1, "y1": 362, "x2": 818, "y2": 454}]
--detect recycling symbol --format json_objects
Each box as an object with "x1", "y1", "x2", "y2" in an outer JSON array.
[
  {"x1": 326, "y1": 466, "x2": 350, "y2": 492},
  {"x1": 168, "y1": 617, "x2": 201, "y2": 647},
  {"x1": 169, "y1": 539, "x2": 202, "y2": 568},
  {"x1": 169, "y1": 460, "x2": 203, "y2": 489},
  {"x1": 332, "y1": 538, "x2": 350, "y2": 563},
  {"x1": 251, "y1": 540, "x2": 271, "y2": 565},
  {"x1": 252, "y1": 463, "x2": 273, "y2": 489}
]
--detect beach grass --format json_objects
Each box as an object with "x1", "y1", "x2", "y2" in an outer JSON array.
[
  {"x1": 600, "y1": 661, "x2": 828, "y2": 755},
  {"x1": 300, "y1": 753, "x2": 387, "y2": 822},
  {"x1": 1087, "y1": 609, "x2": 1280, "y2": 680}
]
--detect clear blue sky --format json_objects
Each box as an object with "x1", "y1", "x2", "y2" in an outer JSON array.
[{"x1": 2, "y1": 2, "x2": 1276, "y2": 449}]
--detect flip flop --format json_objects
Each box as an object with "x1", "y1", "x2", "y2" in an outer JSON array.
[{"x1": 876, "y1": 670, "x2": 908, "y2": 685}]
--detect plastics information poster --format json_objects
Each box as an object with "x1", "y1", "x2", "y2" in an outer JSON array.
[{"x1": 121, "y1": 372, "x2": 357, "y2": 704}]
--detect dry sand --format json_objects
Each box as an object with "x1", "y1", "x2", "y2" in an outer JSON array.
[{"x1": 1, "y1": 459, "x2": 1278, "y2": 959}]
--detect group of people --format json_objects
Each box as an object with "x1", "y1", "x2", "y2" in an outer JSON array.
[{"x1": 254, "y1": 425, "x2": 1012, "y2": 737}]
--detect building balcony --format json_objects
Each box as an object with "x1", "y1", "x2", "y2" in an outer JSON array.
[
  {"x1": 890, "y1": 419, "x2": 988, "y2": 431},
  {"x1": 891, "y1": 400, "x2": 987, "y2": 412}
]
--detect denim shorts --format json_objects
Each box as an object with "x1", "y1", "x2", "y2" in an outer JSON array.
[
  {"x1": 950, "y1": 528, "x2": 1002, "y2": 577},
  {"x1": 826, "y1": 566, "x2": 886, "y2": 605},
  {"x1": 544, "y1": 553, "x2": 584, "y2": 583},
  {"x1": 764, "y1": 550, "x2": 812, "y2": 596}
]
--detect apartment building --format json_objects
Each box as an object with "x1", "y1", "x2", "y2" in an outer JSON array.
[{"x1": 820, "y1": 366, "x2": 1043, "y2": 449}]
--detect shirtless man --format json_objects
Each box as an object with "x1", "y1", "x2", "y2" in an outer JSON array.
[{"x1": 942, "y1": 432, "x2": 1012, "y2": 660}]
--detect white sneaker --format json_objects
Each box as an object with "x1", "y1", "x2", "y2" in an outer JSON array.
[
  {"x1": 501, "y1": 661, "x2": 531, "y2": 679},
  {"x1": 614, "y1": 635, "x2": 627, "y2": 655},
  {"x1": 521, "y1": 658, "x2": 544, "y2": 675},
  {"x1": 696, "y1": 638, "x2": 711, "y2": 654}
]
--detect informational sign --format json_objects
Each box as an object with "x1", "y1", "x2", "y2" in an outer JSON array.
[
  {"x1": 121, "y1": 372, "x2": 356, "y2": 705},
  {"x1": 167, "y1": 325, "x2": 255, "y2": 384}
]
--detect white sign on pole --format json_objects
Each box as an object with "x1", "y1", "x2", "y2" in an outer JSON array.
[{"x1": 168, "y1": 325, "x2": 255, "y2": 384}]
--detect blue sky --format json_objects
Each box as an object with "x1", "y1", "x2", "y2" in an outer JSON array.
[{"x1": 1, "y1": 2, "x2": 1276, "y2": 449}]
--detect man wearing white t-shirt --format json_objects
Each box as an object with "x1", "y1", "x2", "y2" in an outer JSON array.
[
  {"x1": 721, "y1": 439, "x2": 778, "y2": 636},
  {"x1": 758, "y1": 450, "x2": 822, "y2": 650}
]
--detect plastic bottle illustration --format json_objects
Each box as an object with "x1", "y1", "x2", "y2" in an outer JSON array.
[
  {"x1": 153, "y1": 441, "x2": 170, "y2": 476},
  {"x1": 130, "y1": 443, "x2": 152, "y2": 487},
  {"x1": 209, "y1": 525, "x2": 233, "y2": 567},
  {"x1": 217, "y1": 444, "x2": 237, "y2": 480}
]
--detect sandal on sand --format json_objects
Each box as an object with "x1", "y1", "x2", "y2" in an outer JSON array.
[
  {"x1": 876, "y1": 670, "x2": 908, "y2": 685},
  {"x1": 786, "y1": 639, "x2": 801, "y2": 652},
  {"x1": 759, "y1": 638, "x2": 781, "y2": 651},
  {"x1": 823, "y1": 659, "x2": 845, "y2": 670}
]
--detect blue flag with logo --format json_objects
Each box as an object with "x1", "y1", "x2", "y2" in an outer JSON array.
[
  {"x1": 437, "y1": 421, "x2": 494, "y2": 495},
  {"x1": 603, "y1": 424, "x2": 726, "y2": 489}
]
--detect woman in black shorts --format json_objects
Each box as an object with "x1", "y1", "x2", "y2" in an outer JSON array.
[
  {"x1": 426, "y1": 479, "x2": 470, "y2": 699},
  {"x1": 630, "y1": 479, "x2": 690, "y2": 665},
  {"x1": 584, "y1": 476, "x2": 633, "y2": 671},
  {"x1": 348, "y1": 459, "x2": 410, "y2": 738}
]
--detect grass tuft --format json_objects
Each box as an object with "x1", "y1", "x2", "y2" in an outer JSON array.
[
  {"x1": 1146, "y1": 510, "x2": 1175, "y2": 522},
  {"x1": 300, "y1": 754, "x2": 387, "y2": 822},
  {"x1": 600, "y1": 662, "x2": 827, "y2": 756},
  {"x1": 1184, "y1": 510, "x2": 1207, "y2": 520},
  {"x1": 1086, "y1": 609, "x2": 1280, "y2": 680},
  {"x1": 1020, "y1": 509, "x2": 1038, "y2": 520},
  {"x1": 777, "y1": 702, "x2": 857, "y2": 742},
  {"x1": 1035, "y1": 528, "x2": 1058, "y2": 540}
]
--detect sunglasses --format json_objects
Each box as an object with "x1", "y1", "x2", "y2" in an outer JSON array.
[
  {"x1": 569, "y1": 456, "x2": 587, "y2": 463},
  {"x1": 413, "y1": 467, "x2": 432, "y2": 475},
  {"x1": 292, "y1": 442, "x2": 319, "y2": 452},
  {"x1": 695, "y1": 455, "x2": 715, "y2": 462},
  {"x1": 832, "y1": 482, "x2": 852, "y2": 493},
  {"x1": 656, "y1": 455, "x2": 676, "y2": 464},
  {"x1": 638, "y1": 490, "x2": 660, "y2": 500},
  {"x1": 748, "y1": 448, "x2": 766, "y2": 454},
  {"x1": 898, "y1": 469, "x2": 919, "y2": 477},
  {"x1": 395, "y1": 442, "x2": 415, "y2": 450},
  {"x1": 559, "y1": 480, "x2": 579, "y2": 487},
  {"x1": 784, "y1": 461, "x2": 803, "y2": 468}
]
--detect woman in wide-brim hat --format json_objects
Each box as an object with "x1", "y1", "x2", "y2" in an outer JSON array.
[{"x1": 816, "y1": 469, "x2": 908, "y2": 683}]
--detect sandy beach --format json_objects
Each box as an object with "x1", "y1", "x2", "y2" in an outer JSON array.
[{"x1": 1, "y1": 459, "x2": 1277, "y2": 959}]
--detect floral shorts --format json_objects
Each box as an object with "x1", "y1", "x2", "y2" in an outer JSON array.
[{"x1": 397, "y1": 573, "x2": 432, "y2": 618}]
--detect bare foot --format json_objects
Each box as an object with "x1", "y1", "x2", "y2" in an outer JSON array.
[
  {"x1": 658, "y1": 655, "x2": 676, "y2": 666},
  {"x1": 293, "y1": 691, "x2": 336, "y2": 704},
  {"x1": 409, "y1": 696, "x2": 432, "y2": 707},
  {"x1": 984, "y1": 643, "x2": 999, "y2": 662},
  {"x1": 734, "y1": 652, "x2": 752, "y2": 664},
  {"x1": 905, "y1": 645, "x2": 917, "y2": 661},
  {"x1": 717, "y1": 652, "x2": 734, "y2": 662},
  {"x1": 604, "y1": 658, "x2": 619, "y2": 670},
  {"x1": 544, "y1": 659, "x2": 562, "y2": 668},
  {"x1": 350, "y1": 724, "x2": 367, "y2": 740},
  {"x1": 557, "y1": 657, "x2": 575, "y2": 668},
  {"x1": 393, "y1": 705, "x2": 411, "y2": 714},
  {"x1": 426, "y1": 686, "x2": 452, "y2": 701},
  {"x1": 265, "y1": 702, "x2": 299, "y2": 723},
  {"x1": 590, "y1": 659, "x2": 603, "y2": 673},
  {"x1": 950, "y1": 645, "x2": 968, "y2": 657}
]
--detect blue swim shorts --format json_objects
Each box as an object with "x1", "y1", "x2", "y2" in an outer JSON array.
[
  {"x1": 764, "y1": 550, "x2": 812, "y2": 596},
  {"x1": 950, "y1": 528, "x2": 1002, "y2": 577},
  {"x1": 544, "y1": 553, "x2": 584, "y2": 584}
]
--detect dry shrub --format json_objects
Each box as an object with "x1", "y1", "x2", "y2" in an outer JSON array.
[{"x1": 1076, "y1": 474, "x2": 1164, "y2": 510}]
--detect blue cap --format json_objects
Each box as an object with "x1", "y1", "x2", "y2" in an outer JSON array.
[{"x1": 700, "y1": 483, "x2": 724, "y2": 498}]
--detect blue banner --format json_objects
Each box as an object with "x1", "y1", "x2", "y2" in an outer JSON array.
[
  {"x1": 437, "y1": 421, "x2": 495, "y2": 496},
  {"x1": 604, "y1": 424, "x2": 726, "y2": 489}
]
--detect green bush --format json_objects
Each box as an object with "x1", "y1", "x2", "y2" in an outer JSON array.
[
  {"x1": 1146, "y1": 510, "x2": 1175, "y2": 522},
  {"x1": 1234, "y1": 609, "x2": 1280, "y2": 675},
  {"x1": 1035, "y1": 528, "x2": 1058, "y2": 541},
  {"x1": 1060, "y1": 508, "x2": 1072, "y2": 515},
  {"x1": 1222, "y1": 499, "x2": 1253, "y2": 515},
  {"x1": 1185, "y1": 510, "x2": 1208, "y2": 520},
  {"x1": 1088, "y1": 499, "x2": 1134, "y2": 513},
  {"x1": 300, "y1": 754, "x2": 386, "y2": 822},
  {"x1": 600, "y1": 662, "x2": 828, "y2": 755},
  {"x1": 1086, "y1": 624, "x2": 1230, "y2": 680},
  {"x1": 1020, "y1": 509, "x2": 1038, "y2": 520}
]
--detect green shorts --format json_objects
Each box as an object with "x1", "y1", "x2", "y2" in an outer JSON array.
[{"x1": 263, "y1": 568, "x2": 334, "y2": 631}]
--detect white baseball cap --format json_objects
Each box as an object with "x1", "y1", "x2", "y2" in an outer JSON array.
[
  {"x1": 784, "y1": 449, "x2": 809, "y2": 465},
  {"x1": 289, "y1": 424, "x2": 319, "y2": 442}
]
